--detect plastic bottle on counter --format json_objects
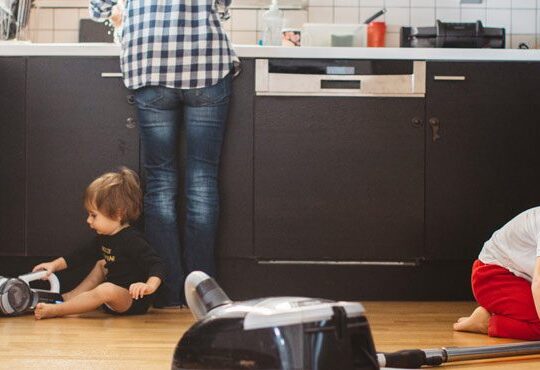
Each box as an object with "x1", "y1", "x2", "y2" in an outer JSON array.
[{"x1": 262, "y1": 0, "x2": 284, "y2": 46}]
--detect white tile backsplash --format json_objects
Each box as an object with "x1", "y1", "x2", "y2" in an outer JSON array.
[
  {"x1": 436, "y1": 0, "x2": 459, "y2": 6},
  {"x1": 461, "y1": 8, "x2": 487, "y2": 23},
  {"x1": 308, "y1": 6, "x2": 335, "y2": 22},
  {"x1": 512, "y1": 9, "x2": 536, "y2": 33},
  {"x1": 360, "y1": 7, "x2": 386, "y2": 22},
  {"x1": 231, "y1": 31, "x2": 257, "y2": 44},
  {"x1": 360, "y1": 0, "x2": 385, "y2": 6},
  {"x1": 461, "y1": 1, "x2": 487, "y2": 8},
  {"x1": 53, "y1": 30, "x2": 78, "y2": 43},
  {"x1": 334, "y1": 0, "x2": 359, "y2": 6},
  {"x1": 436, "y1": 7, "x2": 461, "y2": 21},
  {"x1": 53, "y1": 9, "x2": 80, "y2": 30},
  {"x1": 283, "y1": 10, "x2": 309, "y2": 28},
  {"x1": 411, "y1": 7, "x2": 436, "y2": 26},
  {"x1": 487, "y1": 0, "x2": 512, "y2": 8},
  {"x1": 512, "y1": 0, "x2": 536, "y2": 9},
  {"x1": 385, "y1": 0, "x2": 411, "y2": 7},
  {"x1": 231, "y1": 9, "x2": 258, "y2": 31},
  {"x1": 334, "y1": 7, "x2": 361, "y2": 22},
  {"x1": 411, "y1": 0, "x2": 436, "y2": 6},
  {"x1": 25, "y1": 0, "x2": 540, "y2": 48},
  {"x1": 386, "y1": 7, "x2": 411, "y2": 25},
  {"x1": 309, "y1": 0, "x2": 334, "y2": 6},
  {"x1": 29, "y1": 8, "x2": 54, "y2": 30},
  {"x1": 78, "y1": 8, "x2": 90, "y2": 20},
  {"x1": 34, "y1": 29, "x2": 54, "y2": 43},
  {"x1": 510, "y1": 33, "x2": 536, "y2": 47},
  {"x1": 486, "y1": 8, "x2": 512, "y2": 30}
]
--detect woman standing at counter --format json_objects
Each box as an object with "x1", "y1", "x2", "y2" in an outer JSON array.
[{"x1": 90, "y1": 0, "x2": 238, "y2": 307}]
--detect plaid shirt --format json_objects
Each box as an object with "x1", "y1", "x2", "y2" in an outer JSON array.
[{"x1": 90, "y1": 0, "x2": 238, "y2": 90}]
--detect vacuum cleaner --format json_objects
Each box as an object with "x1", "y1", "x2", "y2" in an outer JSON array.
[
  {"x1": 0, "y1": 270, "x2": 63, "y2": 316},
  {"x1": 172, "y1": 271, "x2": 540, "y2": 369}
]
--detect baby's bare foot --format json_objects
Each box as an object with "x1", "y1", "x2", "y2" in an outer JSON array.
[
  {"x1": 34, "y1": 303, "x2": 59, "y2": 320},
  {"x1": 453, "y1": 306, "x2": 490, "y2": 334}
]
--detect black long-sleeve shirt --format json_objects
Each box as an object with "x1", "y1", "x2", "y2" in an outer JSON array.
[{"x1": 64, "y1": 227, "x2": 166, "y2": 289}]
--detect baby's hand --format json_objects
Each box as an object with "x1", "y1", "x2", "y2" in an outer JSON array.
[
  {"x1": 32, "y1": 262, "x2": 55, "y2": 278},
  {"x1": 129, "y1": 282, "x2": 154, "y2": 299}
]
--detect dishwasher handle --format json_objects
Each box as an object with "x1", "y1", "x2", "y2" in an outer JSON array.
[{"x1": 255, "y1": 59, "x2": 426, "y2": 97}]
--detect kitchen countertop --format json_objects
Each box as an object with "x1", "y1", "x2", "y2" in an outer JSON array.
[{"x1": 2, "y1": 42, "x2": 540, "y2": 61}]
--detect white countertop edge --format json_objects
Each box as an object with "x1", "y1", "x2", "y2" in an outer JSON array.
[{"x1": 2, "y1": 43, "x2": 540, "y2": 61}]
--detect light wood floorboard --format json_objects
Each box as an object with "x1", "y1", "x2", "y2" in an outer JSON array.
[{"x1": 1, "y1": 302, "x2": 539, "y2": 369}]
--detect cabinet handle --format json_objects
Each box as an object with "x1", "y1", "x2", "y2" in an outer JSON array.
[
  {"x1": 433, "y1": 76, "x2": 466, "y2": 81},
  {"x1": 101, "y1": 72, "x2": 123, "y2": 78},
  {"x1": 126, "y1": 117, "x2": 136, "y2": 129},
  {"x1": 428, "y1": 117, "x2": 441, "y2": 142},
  {"x1": 411, "y1": 117, "x2": 423, "y2": 128}
]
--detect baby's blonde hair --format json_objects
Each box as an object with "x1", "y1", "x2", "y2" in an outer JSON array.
[{"x1": 84, "y1": 167, "x2": 142, "y2": 224}]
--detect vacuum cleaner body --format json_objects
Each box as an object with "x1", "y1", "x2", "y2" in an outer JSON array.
[
  {"x1": 175, "y1": 272, "x2": 540, "y2": 369},
  {"x1": 173, "y1": 273, "x2": 378, "y2": 370},
  {"x1": 0, "y1": 271, "x2": 63, "y2": 316}
]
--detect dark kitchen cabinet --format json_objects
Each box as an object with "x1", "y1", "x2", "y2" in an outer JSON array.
[
  {"x1": 26, "y1": 57, "x2": 139, "y2": 256},
  {"x1": 254, "y1": 95, "x2": 425, "y2": 261},
  {"x1": 216, "y1": 59, "x2": 255, "y2": 259},
  {"x1": 426, "y1": 62, "x2": 540, "y2": 260},
  {"x1": 0, "y1": 58, "x2": 26, "y2": 256}
]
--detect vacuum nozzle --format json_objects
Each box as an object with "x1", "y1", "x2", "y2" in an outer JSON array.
[{"x1": 184, "y1": 271, "x2": 232, "y2": 320}]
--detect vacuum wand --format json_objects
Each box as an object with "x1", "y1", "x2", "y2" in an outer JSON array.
[{"x1": 378, "y1": 341, "x2": 540, "y2": 368}]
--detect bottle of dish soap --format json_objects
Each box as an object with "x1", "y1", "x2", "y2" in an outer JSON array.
[{"x1": 262, "y1": 0, "x2": 284, "y2": 46}]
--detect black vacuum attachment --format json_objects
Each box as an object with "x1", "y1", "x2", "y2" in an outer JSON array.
[{"x1": 173, "y1": 271, "x2": 379, "y2": 370}]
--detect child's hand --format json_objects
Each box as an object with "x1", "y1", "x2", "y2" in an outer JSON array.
[
  {"x1": 129, "y1": 282, "x2": 155, "y2": 299},
  {"x1": 32, "y1": 262, "x2": 56, "y2": 278}
]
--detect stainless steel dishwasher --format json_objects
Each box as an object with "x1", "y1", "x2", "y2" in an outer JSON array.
[{"x1": 253, "y1": 58, "x2": 427, "y2": 265}]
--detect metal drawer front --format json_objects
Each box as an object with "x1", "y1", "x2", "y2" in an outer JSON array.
[{"x1": 255, "y1": 59, "x2": 426, "y2": 97}]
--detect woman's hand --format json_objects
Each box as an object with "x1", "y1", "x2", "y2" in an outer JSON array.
[
  {"x1": 110, "y1": 0, "x2": 124, "y2": 28},
  {"x1": 129, "y1": 282, "x2": 154, "y2": 299}
]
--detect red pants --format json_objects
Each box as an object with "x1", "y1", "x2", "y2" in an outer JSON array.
[{"x1": 472, "y1": 259, "x2": 540, "y2": 340}]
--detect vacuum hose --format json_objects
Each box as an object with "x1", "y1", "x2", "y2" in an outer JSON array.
[
  {"x1": 378, "y1": 341, "x2": 540, "y2": 368},
  {"x1": 184, "y1": 271, "x2": 232, "y2": 320}
]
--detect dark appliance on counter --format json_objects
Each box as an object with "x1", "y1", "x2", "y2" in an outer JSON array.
[
  {"x1": 79, "y1": 19, "x2": 114, "y2": 43},
  {"x1": 400, "y1": 20, "x2": 505, "y2": 48}
]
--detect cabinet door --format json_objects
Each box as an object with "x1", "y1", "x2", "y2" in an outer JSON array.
[
  {"x1": 426, "y1": 62, "x2": 540, "y2": 260},
  {"x1": 254, "y1": 96, "x2": 425, "y2": 261},
  {"x1": 26, "y1": 57, "x2": 139, "y2": 256},
  {"x1": 217, "y1": 59, "x2": 255, "y2": 259},
  {"x1": 0, "y1": 58, "x2": 26, "y2": 256}
]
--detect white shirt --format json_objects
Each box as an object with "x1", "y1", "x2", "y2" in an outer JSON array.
[{"x1": 479, "y1": 206, "x2": 540, "y2": 282}]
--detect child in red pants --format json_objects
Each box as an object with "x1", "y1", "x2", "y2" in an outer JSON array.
[{"x1": 453, "y1": 207, "x2": 540, "y2": 340}]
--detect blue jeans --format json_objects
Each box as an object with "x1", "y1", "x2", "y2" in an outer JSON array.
[{"x1": 134, "y1": 74, "x2": 232, "y2": 306}]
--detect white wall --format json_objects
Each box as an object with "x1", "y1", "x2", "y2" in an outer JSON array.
[{"x1": 28, "y1": 0, "x2": 540, "y2": 48}]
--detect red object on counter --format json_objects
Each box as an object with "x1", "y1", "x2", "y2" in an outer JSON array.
[{"x1": 367, "y1": 21, "x2": 386, "y2": 47}]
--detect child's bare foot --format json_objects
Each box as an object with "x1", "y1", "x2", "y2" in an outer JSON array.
[
  {"x1": 34, "y1": 303, "x2": 59, "y2": 320},
  {"x1": 453, "y1": 306, "x2": 490, "y2": 334}
]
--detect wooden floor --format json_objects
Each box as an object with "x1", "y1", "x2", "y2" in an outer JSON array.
[{"x1": 1, "y1": 301, "x2": 539, "y2": 369}]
